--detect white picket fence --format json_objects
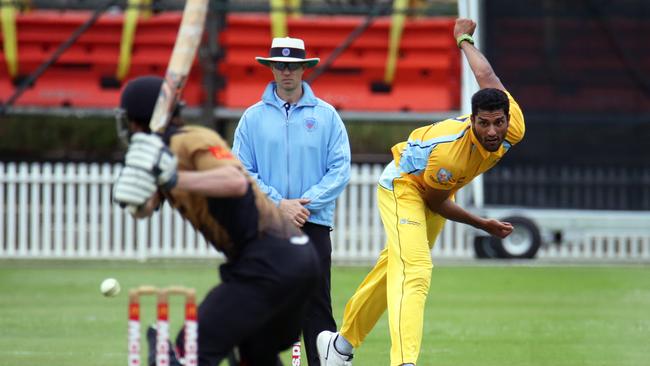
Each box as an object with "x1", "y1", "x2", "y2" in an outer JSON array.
[
  {"x1": 0, "y1": 162, "x2": 648, "y2": 262},
  {"x1": 0, "y1": 162, "x2": 472, "y2": 262}
]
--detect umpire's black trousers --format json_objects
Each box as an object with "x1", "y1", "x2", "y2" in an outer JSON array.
[{"x1": 301, "y1": 223, "x2": 338, "y2": 366}]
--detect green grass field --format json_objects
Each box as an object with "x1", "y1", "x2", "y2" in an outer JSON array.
[{"x1": 1, "y1": 260, "x2": 649, "y2": 366}]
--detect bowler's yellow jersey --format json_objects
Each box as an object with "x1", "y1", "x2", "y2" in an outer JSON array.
[{"x1": 379, "y1": 91, "x2": 525, "y2": 195}]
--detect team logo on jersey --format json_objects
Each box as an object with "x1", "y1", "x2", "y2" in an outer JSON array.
[
  {"x1": 304, "y1": 117, "x2": 317, "y2": 132},
  {"x1": 399, "y1": 218, "x2": 421, "y2": 226},
  {"x1": 208, "y1": 146, "x2": 234, "y2": 160},
  {"x1": 436, "y1": 168, "x2": 452, "y2": 184}
]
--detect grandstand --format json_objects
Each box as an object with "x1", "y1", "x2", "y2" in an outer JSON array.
[{"x1": 0, "y1": 0, "x2": 460, "y2": 116}]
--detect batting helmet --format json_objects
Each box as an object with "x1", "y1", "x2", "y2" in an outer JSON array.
[
  {"x1": 120, "y1": 75, "x2": 163, "y2": 128},
  {"x1": 115, "y1": 75, "x2": 183, "y2": 145}
]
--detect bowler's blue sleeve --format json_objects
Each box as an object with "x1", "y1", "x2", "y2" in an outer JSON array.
[
  {"x1": 232, "y1": 113, "x2": 284, "y2": 205},
  {"x1": 302, "y1": 112, "x2": 351, "y2": 210}
]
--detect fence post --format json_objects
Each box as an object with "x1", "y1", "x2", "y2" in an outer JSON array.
[
  {"x1": 137, "y1": 218, "x2": 148, "y2": 261},
  {"x1": 89, "y1": 163, "x2": 100, "y2": 257},
  {"x1": 348, "y1": 166, "x2": 360, "y2": 260},
  {"x1": 29, "y1": 163, "x2": 41, "y2": 256},
  {"x1": 161, "y1": 203, "x2": 173, "y2": 256},
  {"x1": 111, "y1": 164, "x2": 123, "y2": 257},
  {"x1": 65, "y1": 163, "x2": 77, "y2": 257},
  {"x1": 100, "y1": 163, "x2": 112, "y2": 257},
  {"x1": 150, "y1": 207, "x2": 161, "y2": 258},
  {"x1": 359, "y1": 164, "x2": 371, "y2": 260},
  {"x1": 334, "y1": 170, "x2": 349, "y2": 261},
  {"x1": 42, "y1": 163, "x2": 52, "y2": 257},
  {"x1": 173, "y1": 210, "x2": 184, "y2": 256},
  {"x1": 54, "y1": 164, "x2": 64, "y2": 257},
  {"x1": 18, "y1": 163, "x2": 29, "y2": 256},
  {"x1": 0, "y1": 163, "x2": 15, "y2": 255},
  {"x1": 641, "y1": 236, "x2": 650, "y2": 260},
  {"x1": 77, "y1": 163, "x2": 88, "y2": 257}
]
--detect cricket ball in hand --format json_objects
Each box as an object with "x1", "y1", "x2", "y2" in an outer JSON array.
[{"x1": 100, "y1": 278, "x2": 121, "y2": 297}]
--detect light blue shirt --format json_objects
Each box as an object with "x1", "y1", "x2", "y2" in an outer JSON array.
[{"x1": 232, "y1": 81, "x2": 351, "y2": 227}]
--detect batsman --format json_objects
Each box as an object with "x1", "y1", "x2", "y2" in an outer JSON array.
[
  {"x1": 317, "y1": 18, "x2": 526, "y2": 365},
  {"x1": 112, "y1": 75, "x2": 321, "y2": 366}
]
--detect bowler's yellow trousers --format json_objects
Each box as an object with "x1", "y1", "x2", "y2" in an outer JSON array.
[{"x1": 340, "y1": 181, "x2": 446, "y2": 365}]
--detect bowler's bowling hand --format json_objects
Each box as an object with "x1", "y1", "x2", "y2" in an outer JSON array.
[{"x1": 483, "y1": 219, "x2": 514, "y2": 239}]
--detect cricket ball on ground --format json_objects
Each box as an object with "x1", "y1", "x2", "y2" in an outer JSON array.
[{"x1": 100, "y1": 278, "x2": 121, "y2": 297}]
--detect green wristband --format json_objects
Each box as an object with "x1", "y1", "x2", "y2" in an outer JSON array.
[{"x1": 456, "y1": 33, "x2": 475, "y2": 48}]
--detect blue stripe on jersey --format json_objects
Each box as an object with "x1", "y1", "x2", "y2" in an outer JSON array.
[
  {"x1": 379, "y1": 160, "x2": 400, "y2": 190},
  {"x1": 378, "y1": 128, "x2": 468, "y2": 190},
  {"x1": 503, "y1": 140, "x2": 512, "y2": 151},
  {"x1": 398, "y1": 128, "x2": 468, "y2": 175}
]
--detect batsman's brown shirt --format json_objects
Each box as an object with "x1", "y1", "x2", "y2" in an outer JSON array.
[{"x1": 166, "y1": 125, "x2": 302, "y2": 258}]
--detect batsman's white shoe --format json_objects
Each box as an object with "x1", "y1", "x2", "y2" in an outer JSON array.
[{"x1": 317, "y1": 331, "x2": 353, "y2": 366}]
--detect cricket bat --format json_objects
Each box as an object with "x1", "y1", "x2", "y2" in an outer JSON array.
[{"x1": 149, "y1": 0, "x2": 209, "y2": 133}]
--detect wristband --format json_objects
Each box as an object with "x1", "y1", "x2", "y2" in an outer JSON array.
[
  {"x1": 456, "y1": 33, "x2": 475, "y2": 48},
  {"x1": 161, "y1": 172, "x2": 178, "y2": 191}
]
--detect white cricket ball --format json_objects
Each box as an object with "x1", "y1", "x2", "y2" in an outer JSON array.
[{"x1": 100, "y1": 278, "x2": 121, "y2": 297}]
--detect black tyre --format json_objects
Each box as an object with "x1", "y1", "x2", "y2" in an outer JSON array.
[
  {"x1": 473, "y1": 235, "x2": 502, "y2": 259},
  {"x1": 490, "y1": 216, "x2": 542, "y2": 259}
]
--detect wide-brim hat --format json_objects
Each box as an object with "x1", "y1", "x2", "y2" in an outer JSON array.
[{"x1": 255, "y1": 37, "x2": 320, "y2": 68}]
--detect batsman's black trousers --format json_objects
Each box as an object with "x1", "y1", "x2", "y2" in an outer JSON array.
[
  {"x1": 175, "y1": 233, "x2": 320, "y2": 366},
  {"x1": 301, "y1": 223, "x2": 338, "y2": 366}
]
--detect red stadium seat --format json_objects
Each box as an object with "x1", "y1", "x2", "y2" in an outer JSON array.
[
  {"x1": 0, "y1": 11, "x2": 460, "y2": 112},
  {"x1": 219, "y1": 14, "x2": 460, "y2": 111}
]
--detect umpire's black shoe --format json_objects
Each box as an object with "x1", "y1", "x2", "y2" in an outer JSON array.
[{"x1": 146, "y1": 325, "x2": 183, "y2": 366}]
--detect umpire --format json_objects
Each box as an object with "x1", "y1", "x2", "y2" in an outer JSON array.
[
  {"x1": 113, "y1": 75, "x2": 321, "y2": 366},
  {"x1": 233, "y1": 37, "x2": 352, "y2": 365}
]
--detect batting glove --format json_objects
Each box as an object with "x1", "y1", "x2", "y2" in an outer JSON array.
[
  {"x1": 112, "y1": 165, "x2": 157, "y2": 207},
  {"x1": 125, "y1": 133, "x2": 178, "y2": 190}
]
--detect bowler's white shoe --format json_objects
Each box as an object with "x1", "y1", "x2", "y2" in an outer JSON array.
[{"x1": 316, "y1": 331, "x2": 353, "y2": 366}]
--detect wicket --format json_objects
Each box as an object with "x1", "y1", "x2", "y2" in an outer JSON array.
[
  {"x1": 291, "y1": 341, "x2": 301, "y2": 365},
  {"x1": 128, "y1": 286, "x2": 198, "y2": 366}
]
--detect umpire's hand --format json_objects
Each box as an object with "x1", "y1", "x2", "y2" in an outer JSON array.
[{"x1": 280, "y1": 198, "x2": 311, "y2": 227}]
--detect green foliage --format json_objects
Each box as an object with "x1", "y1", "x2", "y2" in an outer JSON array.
[
  {"x1": 0, "y1": 115, "x2": 121, "y2": 161},
  {"x1": 0, "y1": 115, "x2": 424, "y2": 162},
  {"x1": 345, "y1": 123, "x2": 416, "y2": 157},
  {"x1": 0, "y1": 260, "x2": 648, "y2": 366}
]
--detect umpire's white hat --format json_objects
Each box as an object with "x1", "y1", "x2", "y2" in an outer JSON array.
[{"x1": 255, "y1": 37, "x2": 320, "y2": 68}]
